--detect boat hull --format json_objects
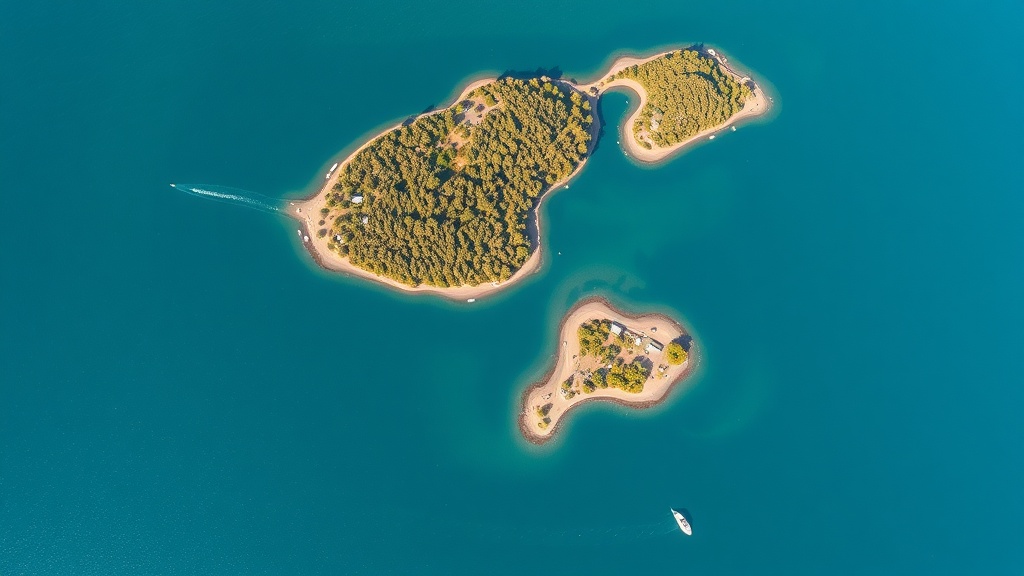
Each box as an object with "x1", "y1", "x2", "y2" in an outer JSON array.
[{"x1": 671, "y1": 509, "x2": 692, "y2": 536}]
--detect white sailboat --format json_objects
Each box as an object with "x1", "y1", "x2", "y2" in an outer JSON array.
[{"x1": 671, "y1": 509, "x2": 692, "y2": 536}]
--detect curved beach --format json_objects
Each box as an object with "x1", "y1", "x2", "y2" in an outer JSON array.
[
  {"x1": 294, "y1": 47, "x2": 770, "y2": 299},
  {"x1": 518, "y1": 297, "x2": 697, "y2": 444},
  {"x1": 581, "y1": 48, "x2": 770, "y2": 163}
]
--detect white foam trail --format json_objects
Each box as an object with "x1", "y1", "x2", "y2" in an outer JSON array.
[
  {"x1": 449, "y1": 517, "x2": 678, "y2": 545},
  {"x1": 170, "y1": 183, "x2": 282, "y2": 214}
]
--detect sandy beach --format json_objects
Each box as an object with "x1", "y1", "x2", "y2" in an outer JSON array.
[
  {"x1": 293, "y1": 47, "x2": 769, "y2": 299},
  {"x1": 518, "y1": 297, "x2": 696, "y2": 444}
]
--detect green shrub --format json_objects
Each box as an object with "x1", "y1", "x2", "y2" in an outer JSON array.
[
  {"x1": 666, "y1": 342, "x2": 688, "y2": 365},
  {"x1": 578, "y1": 319, "x2": 611, "y2": 356}
]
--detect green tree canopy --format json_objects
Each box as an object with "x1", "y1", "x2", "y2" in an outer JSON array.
[
  {"x1": 577, "y1": 319, "x2": 611, "y2": 356},
  {"x1": 596, "y1": 357, "x2": 650, "y2": 393},
  {"x1": 323, "y1": 77, "x2": 592, "y2": 287},
  {"x1": 614, "y1": 49, "x2": 752, "y2": 148},
  {"x1": 665, "y1": 341, "x2": 688, "y2": 365}
]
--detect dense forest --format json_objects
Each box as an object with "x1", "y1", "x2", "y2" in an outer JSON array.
[
  {"x1": 323, "y1": 77, "x2": 593, "y2": 287},
  {"x1": 613, "y1": 49, "x2": 751, "y2": 148}
]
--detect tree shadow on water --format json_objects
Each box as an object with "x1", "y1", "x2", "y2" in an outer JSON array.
[
  {"x1": 673, "y1": 335, "x2": 694, "y2": 352},
  {"x1": 498, "y1": 66, "x2": 563, "y2": 81}
]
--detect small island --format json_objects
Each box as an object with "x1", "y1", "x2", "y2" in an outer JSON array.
[
  {"x1": 600, "y1": 48, "x2": 767, "y2": 162},
  {"x1": 294, "y1": 46, "x2": 769, "y2": 297},
  {"x1": 519, "y1": 298, "x2": 695, "y2": 444}
]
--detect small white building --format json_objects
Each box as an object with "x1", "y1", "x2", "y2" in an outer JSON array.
[
  {"x1": 351, "y1": 195, "x2": 364, "y2": 204},
  {"x1": 361, "y1": 216, "x2": 369, "y2": 225},
  {"x1": 645, "y1": 340, "x2": 664, "y2": 354},
  {"x1": 609, "y1": 322, "x2": 624, "y2": 337}
]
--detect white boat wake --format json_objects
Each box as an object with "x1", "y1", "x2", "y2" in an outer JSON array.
[{"x1": 169, "y1": 183, "x2": 283, "y2": 214}]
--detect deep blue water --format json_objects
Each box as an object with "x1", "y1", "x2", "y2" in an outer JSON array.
[{"x1": 2, "y1": 0, "x2": 1023, "y2": 573}]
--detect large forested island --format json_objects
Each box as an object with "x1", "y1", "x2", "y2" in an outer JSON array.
[
  {"x1": 519, "y1": 298, "x2": 695, "y2": 444},
  {"x1": 294, "y1": 47, "x2": 769, "y2": 297}
]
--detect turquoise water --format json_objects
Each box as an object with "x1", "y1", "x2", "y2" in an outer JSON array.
[{"x1": 2, "y1": 0, "x2": 1023, "y2": 573}]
